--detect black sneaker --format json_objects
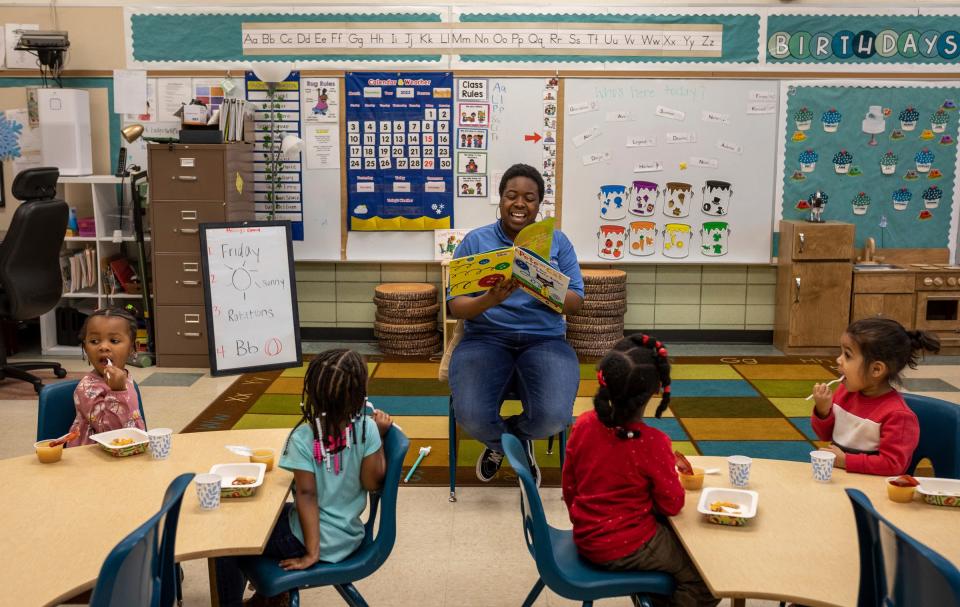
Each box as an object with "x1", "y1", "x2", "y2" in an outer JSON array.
[
  {"x1": 476, "y1": 447, "x2": 504, "y2": 482},
  {"x1": 524, "y1": 440, "x2": 542, "y2": 488}
]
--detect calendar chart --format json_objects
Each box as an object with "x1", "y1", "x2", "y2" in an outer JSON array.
[{"x1": 346, "y1": 72, "x2": 454, "y2": 231}]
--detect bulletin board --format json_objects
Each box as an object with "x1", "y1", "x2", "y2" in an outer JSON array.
[
  {"x1": 775, "y1": 81, "x2": 960, "y2": 252},
  {"x1": 561, "y1": 79, "x2": 779, "y2": 264},
  {"x1": 342, "y1": 76, "x2": 548, "y2": 261}
]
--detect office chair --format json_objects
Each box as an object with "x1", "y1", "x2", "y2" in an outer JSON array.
[{"x1": 0, "y1": 167, "x2": 69, "y2": 393}]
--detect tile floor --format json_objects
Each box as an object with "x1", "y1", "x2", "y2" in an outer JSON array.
[{"x1": 5, "y1": 344, "x2": 960, "y2": 607}]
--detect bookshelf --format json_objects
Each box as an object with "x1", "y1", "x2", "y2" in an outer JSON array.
[{"x1": 39, "y1": 175, "x2": 147, "y2": 356}]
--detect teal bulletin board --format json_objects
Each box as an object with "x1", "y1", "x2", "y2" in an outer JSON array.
[{"x1": 780, "y1": 83, "x2": 960, "y2": 249}]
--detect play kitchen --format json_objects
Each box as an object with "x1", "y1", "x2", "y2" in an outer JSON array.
[{"x1": 912, "y1": 263, "x2": 960, "y2": 346}]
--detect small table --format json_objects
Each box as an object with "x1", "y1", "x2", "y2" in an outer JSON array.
[
  {"x1": 670, "y1": 456, "x2": 960, "y2": 607},
  {"x1": 2, "y1": 428, "x2": 293, "y2": 607}
]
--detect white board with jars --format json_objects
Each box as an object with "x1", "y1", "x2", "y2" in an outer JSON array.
[{"x1": 561, "y1": 79, "x2": 779, "y2": 264}]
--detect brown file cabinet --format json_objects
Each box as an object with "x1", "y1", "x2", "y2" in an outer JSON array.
[
  {"x1": 774, "y1": 220, "x2": 855, "y2": 354},
  {"x1": 149, "y1": 143, "x2": 255, "y2": 367}
]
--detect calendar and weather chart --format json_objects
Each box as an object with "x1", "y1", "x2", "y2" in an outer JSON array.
[{"x1": 346, "y1": 72, "x2": 454, "y2": 231}]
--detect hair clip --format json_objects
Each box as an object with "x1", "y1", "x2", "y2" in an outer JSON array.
[{"x1": 596, "y1": 370, "x2": 607, "y2": 387}]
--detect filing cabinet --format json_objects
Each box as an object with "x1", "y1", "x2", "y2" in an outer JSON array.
[{"x1": 149, "y1": 143, "x2": 254, "y2": 367}]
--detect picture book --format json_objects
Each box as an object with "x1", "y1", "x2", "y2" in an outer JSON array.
[
  {"x1": 434, "y1": 228, "x2": 469, "y2": 261},
  {"x1": 447, "y1": 218, "x2": 570, "y2": 313}
]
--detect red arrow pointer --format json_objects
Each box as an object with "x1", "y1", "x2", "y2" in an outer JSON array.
[{"x1": 524, "y1": 132, "x2": 542, "y2": 143}]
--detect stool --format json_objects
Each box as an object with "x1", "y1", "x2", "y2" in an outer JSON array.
[{"x1": 448, "y1": 376, "x2": 567, "y2": 502}]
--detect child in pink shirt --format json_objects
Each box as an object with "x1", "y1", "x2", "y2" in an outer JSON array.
[
  {"x1": 67, "y1": 308, "x2": 144, "y2": 446},
  {"x1": 811, "y1": 318, "x2": 940, "y2": 475}
]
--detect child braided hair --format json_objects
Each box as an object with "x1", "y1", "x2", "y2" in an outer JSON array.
[
  {"x1": 594, "y1": 334, "x2": 672, "y2": 433},
  {"x1": 284, "y1": 348, "x2": 369, "y2": 471}
]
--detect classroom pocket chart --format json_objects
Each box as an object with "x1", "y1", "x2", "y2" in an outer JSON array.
[{"x1": 346, "y1": 72, "x2": 454, "y2": 231}]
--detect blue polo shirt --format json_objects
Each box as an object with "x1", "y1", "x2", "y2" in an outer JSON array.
[{"x1": 449, "y1": 221, "x2": 584, "y2": 336}]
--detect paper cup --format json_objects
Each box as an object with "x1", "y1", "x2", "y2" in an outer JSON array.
[
  {"x1": 195, "y1": 473, "x2": 222, "y2": 510},
  {"x1": 147, "y1": 428, "x2": 173, "y2": 460},
  {"x1": 727, "y1": 455, "x2": 752, "y2": 487},
  {"x1": 810, "y1": 450, "x2": 836, "y2": 482}
]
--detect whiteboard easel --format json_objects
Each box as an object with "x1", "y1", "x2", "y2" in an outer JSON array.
[{"x1": 200, "y1": 221, "x2": 303, "y2": 376}]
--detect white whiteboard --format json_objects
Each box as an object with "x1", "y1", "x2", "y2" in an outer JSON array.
[
  {"x1": 201, "y1": 222, "x2": 302, "y2": 376},
  {"x1": 561, "y1": 79, "x2": 779, "y2": 264}
]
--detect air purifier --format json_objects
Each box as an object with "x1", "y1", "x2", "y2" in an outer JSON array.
[{"x1": 39, "y1": 88, "x2": 92, "y2": 176}]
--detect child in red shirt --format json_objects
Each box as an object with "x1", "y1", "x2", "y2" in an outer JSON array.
[
  {"x1": 562, "y1": 334, "x2": 718, "y2": 607},
  {"x1": 811, "y1": 318, "x2": 940, "y2": 475}
]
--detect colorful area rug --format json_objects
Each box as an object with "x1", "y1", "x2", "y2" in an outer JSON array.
[{"x1": 182, "y1": 355, "x2": 864, "y2": 487}]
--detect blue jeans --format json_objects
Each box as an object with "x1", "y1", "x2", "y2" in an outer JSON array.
[
  {"x1": 449, "y1": 332, "x2": 580, "y2": 452},
  {"x1": 215, "y1": 503, "x2": 306, "y2": 606}
]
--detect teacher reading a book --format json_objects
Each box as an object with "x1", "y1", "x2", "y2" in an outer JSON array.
[{"x1": 447, "y1": 163, "x2": 584, "y2": 486}]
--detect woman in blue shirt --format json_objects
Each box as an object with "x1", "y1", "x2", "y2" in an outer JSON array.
[{"x1": 448, "y1": 163, "x2": 583, "y2": 485}]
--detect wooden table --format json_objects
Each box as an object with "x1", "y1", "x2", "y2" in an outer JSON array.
[
  {"x1": 1, "y1": 429, "x2": 293, "y2": 607},
  {"x1": 669, "y1": 456, "x2": 960, "y2": 607}
]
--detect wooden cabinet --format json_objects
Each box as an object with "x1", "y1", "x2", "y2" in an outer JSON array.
[
  {"x1": 774, "y1": 220, "x2": 854, "y2": 353},
  {"x1": 850, "y1": 272, "x2": 915, "y2": 329},
  {"x1": 149, "y1": 143, "x2": 254, "y2": 367}
]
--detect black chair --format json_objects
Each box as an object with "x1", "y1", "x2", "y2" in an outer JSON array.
[{"x1": 0, "y1": 167, "x2": 69, "y2": 392}]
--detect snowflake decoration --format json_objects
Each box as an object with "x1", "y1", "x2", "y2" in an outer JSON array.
[
  {"x1": 431, "y1": 203, "x2": 445, "y2": 215},
  {"x1": 0, "y1": 113, "x2": 23, "y2": 161}
]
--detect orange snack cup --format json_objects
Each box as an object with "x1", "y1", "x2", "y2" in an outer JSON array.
[
  {"x1": 679, "y1": 467, "x2": 705, "y2": 491},
  {"x1": 887, "y1": 479, "x2": 916, "y2": 503},
  {"x1": 250, "y1": 448, "x2": 275, "y2": 472},
  {"x1": 35, "y1": 440, "x2": 63, "y2": 464}
]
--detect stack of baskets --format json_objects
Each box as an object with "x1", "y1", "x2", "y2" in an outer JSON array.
[
  {"x1": 373, "y1": 283, "x2": 441, "y2": 356},
  {"x1": 566, "y1": 269, "x2": 627, "y2": 358}
]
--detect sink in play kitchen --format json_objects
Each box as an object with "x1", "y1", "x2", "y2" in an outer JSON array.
[{"x1": 854, "y1": 264, "x2": 901, "y2": 271}]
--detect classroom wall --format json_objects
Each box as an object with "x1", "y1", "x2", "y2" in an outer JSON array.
[{"x1": 297, "y1": 263, "x2": 777, "y2": 330}]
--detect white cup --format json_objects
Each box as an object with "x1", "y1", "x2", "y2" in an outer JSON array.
[
  {"x1": 811, "y1": 450, "x2": 837, "y2": 482},
  {"x1": 147, "y1": 428, "x2": 173, "y2": 460},
  {"x1": 195, "y1": 473, "x2": 222, "y2": 510},
  {"x1": 727, "y1": 455, "x2": 753, "y2": 488}
]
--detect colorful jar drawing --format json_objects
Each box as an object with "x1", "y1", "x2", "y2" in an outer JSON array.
[
  {"x1": 663, "y1": 182, "x2": 692, "y2": 218},
  {"x1": 701, "y1": 180, "x2": 733, "y2": 216},
  {"x1": 597, "y1": 224, "x2": 626, "y2": 260},
  {"x1": 629, "y1": 221, "x2": 657, "y2": 257},
  {"x1": 629, "y1": 181, "x2": 660, "y2": 216},
  {"x1": 700, "y1": 222, "x2": 730, "y2": 257},
  {"x1": 598, "y1": 185, "x2": 628, "y2": 220},
  {"x1": 662, "y1": 223, "x2": 691, "y2": 259}
]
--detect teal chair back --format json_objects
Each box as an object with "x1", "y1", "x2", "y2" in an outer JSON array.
[
  {"x1": 846, "y1": 489, "x2": 960, "y2": 607},
  {"x1": 502, "y1": 433, "x2": 674, "y2": 607},
  {"x1": 37, "y1": 379, "x2": 145, "y2": 441},
  {"x1": 239, "y1": 427, "x2": 410, "y2": 606},
  {"x1": 89, "y1": 473, "x2": 194, "y2": 607},
  {"x1": 903, "y1": 393, "x2": 960, "y2": 479}
]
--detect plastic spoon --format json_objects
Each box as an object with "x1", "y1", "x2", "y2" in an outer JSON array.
[
  {"x1": 47, "y1": 431, "x2": 79, "y2": 448},
  {"x1": 805, "y1": 376, "x2": 844, "y2": 401},
  {"x1": 225, "y1": 445, "x2": 255, "y2": 457}
]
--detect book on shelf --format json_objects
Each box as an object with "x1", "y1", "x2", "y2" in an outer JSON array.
[{"x1": 59, "y1": 246, "x2": 97, "y2": 294}]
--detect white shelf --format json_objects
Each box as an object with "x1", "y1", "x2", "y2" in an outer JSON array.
[
  {"x1": 59, "y1": 175, "x2": 123, "y2": 185},
  {"x1": 61, "y1": 291, "x2": 100, "y2": 299},
  {"x1": 64, "y1": 236, "x2": 97, "y2": 243},
  {"x1": 43, "y1": 344, "x2": 83, "y2": 356},
  {"x1": 103, "y1": 293, "x2": 141, "y2": 299}
]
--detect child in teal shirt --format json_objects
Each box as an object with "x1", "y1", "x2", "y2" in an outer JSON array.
[{"x1": 215, "y1": 349, "x2": 392, "y2": 606}]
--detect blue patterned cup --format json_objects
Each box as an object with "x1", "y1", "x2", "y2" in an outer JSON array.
[
  {"x1": 727, "y1": 455, "x2": 752, "y2": 488},
  {"x1": 810, "y1": 450, "x2": 836, "y2": 483},
  {"x1": 195, "y1": 473, "x2": 222, "y2": 510},
  {"x1": 147, "y1": 428, "x2": 173, "y2": 460}
]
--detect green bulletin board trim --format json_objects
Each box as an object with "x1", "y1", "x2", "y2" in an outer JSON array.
[
  {"x1": 0, "y1": 77, "x2": 119, "y2": 175},
  {"x1": 457, "y1": 13, "x2": 760, "y2": 64},
  {"x1": 767, "y1": 14, "x2": 960, "y2": 65},
  {"x1": 130, "y1": 12, "x2": 443, "y2": 64}
]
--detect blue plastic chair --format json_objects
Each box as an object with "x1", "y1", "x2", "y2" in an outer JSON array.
[
  {"x1": 37, "y1": 378, "x2": 146, "y2": 441},
  {"x1": 89, "y1": 472, "x2": 195, "y2": 607},
  {"x1": 239, "y1": 426, "x2": 410, "y2": 607},
  {"x1": 846, "y1": 489, "x2": 960, "y2": 606},
  {"x1": 502, "y1": 433, "x2": 675, "y2": 607},
  {"x1": 903, "y1": 393, "x2": 960, "y2": 479},
  {"x1": 448, "y1": 374, "x2": 567, "y2": 502}
]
